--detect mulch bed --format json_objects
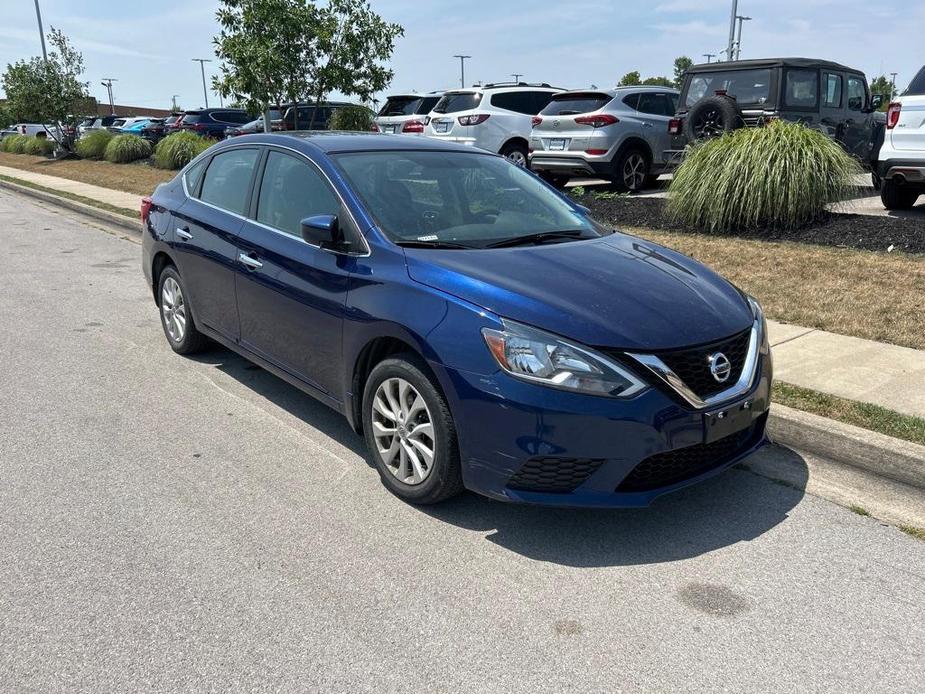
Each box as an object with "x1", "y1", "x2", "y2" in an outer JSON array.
[{"x1": 581, "y1": 195, "x2": 925, "y2": 255}]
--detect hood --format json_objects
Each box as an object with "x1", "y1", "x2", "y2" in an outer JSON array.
[{"x1": 404, "y1": 233, "x2": 753, "y2": 351}]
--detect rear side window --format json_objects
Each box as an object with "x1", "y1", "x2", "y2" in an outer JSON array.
[
  {"x1": 490, "y1": 92, "x2": 534, "y2": 114},
  {"x1": 181, "y1": 113, "x2": 202, "y2": 124},
  {"x1": 530, "y1": 92, "x2": 556, "y2": 114},
  {"x1": 542, "y1": 93, "x2": 612, "y2": 116},
  {"x1": 199, "y1": 148, "x2": 259, "y2": 216},
  {"x1": 823, "y1": 73, "x2": 843, "y2": 108},
  {"x1": 432, "y1": 93, "x2": 482, "y2": 113},
  {"x1": 184, "y1": 158, "x2": 209, "y2": 196},
  {"x1": 784, "y1": 69, "x2": 819, "y2": 109},
  {"x1": 256, "y1": 151, "x2": 340, "y2": 238},
  {"x1": 904, "y1": 66, "x2": 925, "y2": 96},
  {"x1": 379, "y1": 97, "x2": 422, "y2": 116},
  {"x1": 213, "y1": 111, "x2": 250, "y2": 124}
]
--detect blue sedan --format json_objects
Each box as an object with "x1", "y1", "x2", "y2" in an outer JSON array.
[{"x1": 141, "y1": 133, "x2": 771, "y2": 507}]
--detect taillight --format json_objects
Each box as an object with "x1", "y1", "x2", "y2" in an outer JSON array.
[
  {"x1": 585, "y1": 149, "x2": 608, "y2": 155},
  {"x1": 531, "y1": 116, "x2": 543, "y2": 128},
  {"x1": 458, "y1": 114, "x2": 490, "y2": 126},
  {"x1": 887, "y1": 102, "x2": 902, "y2": 129},
  {"x1": 402, "y1": 119, "x2": 425, "y2": 133},
  {"x1": 141, "y1": 196, "x2": 153, "y2": 224},
  {"x1": 668, "y1": 118, "x2": 683, "y2": 135},
  {"x1": 574, "y1": 114, "x2": 619, "y2": 128}
]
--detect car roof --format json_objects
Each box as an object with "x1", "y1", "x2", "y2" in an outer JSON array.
[
  {"x1": 687, "y1": 57, "x2": 862, "y2": 74},
  {"x1": 554, "y1": 86, "x2": 679, "y2": 98},
  {"x1": 384, "y1": 92, "x2": 444, "y2": 99},
  {"x1": 442, "y1": 84, "x2": 563, "y2": 95},
  {"x1": 221, "y1": 131, "x2": 488, "y2": 155}
]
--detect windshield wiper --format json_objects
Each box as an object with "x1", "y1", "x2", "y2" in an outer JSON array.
[
  {"x1": 394, "y1": 239, "x2": 473, "y2": 250},
  {"x1": 486, "y1": 230, "x2": 588, "y2": 249}
]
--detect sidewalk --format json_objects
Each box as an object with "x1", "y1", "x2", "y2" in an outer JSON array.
[
  {"x1": 0, "y1": 165, "x2": 141, "y2": 211},
  {"x1": 1, "y1": 164, "x2": 922, "y2": 419}
]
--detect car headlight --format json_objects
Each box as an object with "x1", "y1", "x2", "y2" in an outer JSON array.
[{"x1": 481, "y1": 320, "x2": 646, "y2": 398}]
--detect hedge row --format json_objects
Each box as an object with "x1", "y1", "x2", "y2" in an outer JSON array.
[{"x1": 1, "y1": 134, "x2": 55, "y2": 156}]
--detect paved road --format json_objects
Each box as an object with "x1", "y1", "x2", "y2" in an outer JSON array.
[{"x1": 1, "y1": 190, "x2": 924, "y2": 693}]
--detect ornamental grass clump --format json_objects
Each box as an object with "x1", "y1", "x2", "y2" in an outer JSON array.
[
  {"x1": 2, "y1": 134, "x2": 30, "y2": 154},
  {"x1": 154, "y1": 131, "x2": 211, "y2": 170},
  {"x1": 667, "y1": 120, "x2": 862, "y2": 232},
  {"x1": 24, "y1": 136, "x2": 56, "y2": 156},
  {"x1": 76, "y1": 129, "x2": 114, "y2": 160},
  {"x1": 104, "y1": 134, "x2": 152, "y2": 163}
]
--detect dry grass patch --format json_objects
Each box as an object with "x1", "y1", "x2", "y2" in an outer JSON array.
[
  {"x1": 0, "y1": 152, "x2": 173, "y2": 196},
  {"x1": 627, "y1": 227, "x2": 925, "y2": 350}
]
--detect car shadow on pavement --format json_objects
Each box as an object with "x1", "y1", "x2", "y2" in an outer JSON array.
[{"x1": 192, "y1": 346, "x2": 809, "y2": 568}]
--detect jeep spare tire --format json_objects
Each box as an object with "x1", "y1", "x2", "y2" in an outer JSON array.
[{"x1": 685, "y1": 95, "x2": 744, "y2": 141}]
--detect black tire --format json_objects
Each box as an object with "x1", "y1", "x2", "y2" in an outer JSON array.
[
  {"x1": 612, "y1": 147, "x2": 651, "y2": 192},
  {"x1": 880, "y1": 180, "x2": 921, "y2": 211},
  {"x1": 871, "y1": 171, "x2": 882, "y2": 191},
  {"x1": 362, "y1": 354, "x2": 464, "y2": 504},
  {"x1": 539, "y1": 172, "x2": 570, "y2": 189},
  {"x1": 684, "y1": 95, "x2": 743, "y2": 141},
  {"x1": 156, "y1": 265, "x2": 209, "y2": 355},
  {"x1": 500, "y1": 142, "x2": 529, "y2": 168}
]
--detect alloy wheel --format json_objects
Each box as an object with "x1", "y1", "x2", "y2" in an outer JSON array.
[
  {"x1": 506, "y1": 150, "x2": 527, "y2": 167},
  {"x1": 371, "y1": 377, "x2": 436, "y2": 485},
  {"x1": 693, "y1": 107, "x2": 724, "y2": 138},
  {"x1": 161, "y1": 276, "x2": 187, "y2": 343},
  {"x1": 622, "y1": 153, "x2": 647, "y2": 191}
]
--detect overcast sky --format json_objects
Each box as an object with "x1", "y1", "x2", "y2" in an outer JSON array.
[{"x1": 1, "y1": 0, "x2": 922, "y2": 111}]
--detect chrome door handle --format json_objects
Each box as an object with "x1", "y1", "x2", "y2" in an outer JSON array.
[
  {"x1": 238, "y1": 253, "x2": 263, "y2": 269},
  {"x1": 176, "y1": 227, "x2": 193, "y2": 241}
]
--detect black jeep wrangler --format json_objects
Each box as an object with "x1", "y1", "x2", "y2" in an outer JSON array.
[{"x1": 666, "y1": 58, "x2": 886, "y2": 170}]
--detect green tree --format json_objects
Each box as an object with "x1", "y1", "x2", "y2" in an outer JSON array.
[
  {"x1": 869, "y1": 75, "x2": 894, "y2": 110},
  {"x1": 642, "y1": 76, "x2": 674, "y2": 87},
  {"x1": 618, "y1": 71, "x2": 641, "y2": 87},
  {"x1": 673, "y1": 56, "x2": 693, "y2": 88},
  {"x1": 0, "y1": 28, "x2": 90, "y2": 149}
]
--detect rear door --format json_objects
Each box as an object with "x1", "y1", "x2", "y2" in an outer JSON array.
[
  {"x1": 171, "y1": 147, "x2": 260, "y2": 341},
  {"x1": 819, "y1": 71, "x2": 846, "y2": 141},
  {"x1": 234, "y1": 148, "x2": 357, "y2": 399},
  {"x1": 844, "y1": 74, "x2": 873, "y2": 159},
  {"x1": 634, "y1": 92, "x2": 678, "y2": 164}
]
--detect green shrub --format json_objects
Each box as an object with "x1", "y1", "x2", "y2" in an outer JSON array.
[
  {"x1": 24, "y1": 136, "x2": 56, "y2": 156},
  {"x1": 76, "y1": 129, "x2": 114, "y2": 159},
  {"x1": 154, "y1": 131, "x2": 212, "y2": 169},
  {"x1": 104, "y1": 134, "x2": 152, "y2": 163},
  {"x1": 3, "y1": 134, "x2": 30, "y2": 154},
  {"x1": 667, "y1": 120, "x2": 863, "y2": 231},
  {"x1": 328, "y1": 105, "x2": 374, "y2": 132}
]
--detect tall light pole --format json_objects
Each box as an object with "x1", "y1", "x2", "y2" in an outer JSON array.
[
  {"x1": 726, "y1": 0, "x2": 739, "y2": 61},
  {"x1": 703, "y1": 53, "x2": 716, "y2": 64},
  {"x1": 33, "y1": 0, "x2": 47, "y2": 61},
  {"x1": 100, "y1": 78, "x2": 117, "y2": 114},
  {"x1": 890, "y1": 72, "x2": 898, "y2": 99},
  {"x1": 734, "y1": 15, "x2": 752, "y2": 61},
  {"x1": 453, "y1": 55, "x2": 471, "y2": 89},
  {"x1": 171, "y1": 94, "x2": 180, "y2": 111},
  {"x1": 192, "y1": 58, "x2": 212, "y2": 108},
  {"x1": 511, "y1": 73, "x2": 523, "y2": 83}
]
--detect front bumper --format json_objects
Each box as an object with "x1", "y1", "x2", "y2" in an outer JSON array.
[{"x1": 433, "y1": 351, "x2": 772, "y2": 508}]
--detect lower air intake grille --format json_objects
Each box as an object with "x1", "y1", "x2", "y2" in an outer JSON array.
[
  {"x1": 616, "y1": 413, "x2": 766, "y2": 493},
  {"x1": 507, "y1": 457, "x2": 606, "y2": 493}
]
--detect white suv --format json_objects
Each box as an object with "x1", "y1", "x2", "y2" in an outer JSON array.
[
  {"x1": 374, "y1": 92, "x2": 443, "y2": 135},
  {"x1": 425, "y1": 83, "x2": 563, "y2": 165},
  {"x1": 878, "y1": 65, "x2": 925, "y2": 210}
]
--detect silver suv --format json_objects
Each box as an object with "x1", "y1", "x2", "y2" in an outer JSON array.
[{"x1": 529, "y1": 87, "x2": 679, "y2": 190}]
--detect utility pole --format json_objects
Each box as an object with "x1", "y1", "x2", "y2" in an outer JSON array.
[
  {"x1": 100, "y1": 78, "x2": 117, "y2": 114},
  {"x1": 511, "y1": 73, "x2": 523, "y2": 83},
  {"x1": 703, "y1": 53, "x2": 716, "y2": 64},
  {"x1": 453, "y1": 55, "x2": 471, "y2": 89},
  {"x1": 726, "y1": 0, "x2": 739, "y2": 61},
  {"x1": 192, "y1": 58, "x2": 212, "y2": 108},
  {"x1": 33, "y1": 0, "x2": 47, "y2": 61},
  {"x1": 171, "y1": 94, "x2": 180, "y2": 111},
  {"x1": 734, "y1": 15, "x2": 752, "y2": 61},
  {"x1": 890, "y1": 72, "x2": 898, "y2": 100}
]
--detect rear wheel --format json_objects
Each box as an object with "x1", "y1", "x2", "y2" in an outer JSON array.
[
  {"x1": 881, "y1": 179, "x2": 921, "y2": 211},
  {"x1": 613, "y1": 148, "x2": 650, "y2": 192},
  {"x1": 157, "y1": 266, "x2": 209, "y2": 355},
  {"x1": 500, "y1": 142, "x2": 528, "y2": 167},
  {"x1": 362, "y1": 354, "x2": 464, "y2": 504}
]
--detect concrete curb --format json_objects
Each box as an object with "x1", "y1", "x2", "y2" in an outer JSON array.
[
  {"x1": 769, "y1": 403, "x2": 925, "y2": 489},
  {"x1": 0, "y1": 178, "x2": 141, "y2": 237}
]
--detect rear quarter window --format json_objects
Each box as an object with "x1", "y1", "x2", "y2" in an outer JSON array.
[
  {"x1": 903, "y1": 66, "x2": 925, "y2": 96},
  {"x1": 784, "y1": 69, "x2": 819, "y2": 110}
]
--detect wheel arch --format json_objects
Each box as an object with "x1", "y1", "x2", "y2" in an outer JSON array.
[
  {"x1": 614, "y1": 136, "x2": 653, "y2": 164},
  {"x1": 499, "y1": 136, "x2": 529, "y2": 155},
  {"x1": 151, "y1": 250, "x2": 176, "y2": 305}
]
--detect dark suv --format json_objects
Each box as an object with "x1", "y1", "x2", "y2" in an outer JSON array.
[
  {"x1": 666, "y1": 58, "x2": 886, "y2": 168},
  {"x1": 278, "y1": 102, "x2": 354, "y2": 131},
  {"x1": 178, "y1": 108, "x2": 252, "y2": 139}
]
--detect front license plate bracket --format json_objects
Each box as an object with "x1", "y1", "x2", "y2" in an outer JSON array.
[{"x1": 703, "y1": 399, "x2": 755, "y2": 444}]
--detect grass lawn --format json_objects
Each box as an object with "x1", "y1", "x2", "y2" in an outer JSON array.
[
  {"x1": 0, "y1": 152, "x2": 173, "y2": 196},
  {"x1": 628, "y1": 227, "x2": 925, "y2": 351}
]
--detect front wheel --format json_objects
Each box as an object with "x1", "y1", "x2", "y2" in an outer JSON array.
[
  {"x1": 362, "y1": 355, "x2": 464, "y2": 504},
  {"x1": 881, "y1": 179, "x2": 921, "y2": 211}
]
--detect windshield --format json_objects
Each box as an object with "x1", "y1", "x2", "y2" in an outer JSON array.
[
  {"x1": 432, "y1": 93, "x2": 482, "y2": 114},
  {"x1": 542, "y1": 93, "x2": 613, "y2": 115},
  {"x1": 684, "y1": 68, "x2": 773, "y2": 108},
  {"x1": 905, "y1": 66, "x2": 925, "y2": 96},
  {"x1": 333, "y1": 151, "x2": 606, "y2": 248}
]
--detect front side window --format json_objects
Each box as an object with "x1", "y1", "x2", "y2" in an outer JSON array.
[
  {"x1": 785, "y1": 69, "x2": 819, "y2": 109},
  {"x1": 199, "y1": 148, "x2": 259, "y2": 215},
  {"x1": 847, "y1": 76, "x2": 867, "y2": 111},
  {"x1": 256, "y1": 151, "x2": 340, "y2": 238},
  {"x1": 824, "y1": 73, "x2": 843, "y2": 108},
  {"x1": 684, "y1": 69, "x2": 773, "y2": 108},
  {"x1": 333, "y1": 151, "x2": 605, "y2": 248}
]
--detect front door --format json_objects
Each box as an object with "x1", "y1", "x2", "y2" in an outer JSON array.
[{"x1": 234, "y1": 149, "x2": 355, "y2": 400}]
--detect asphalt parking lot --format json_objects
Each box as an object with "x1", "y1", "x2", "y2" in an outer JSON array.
[{"x1": 1, "y1": 190, "x2": 924, "y2": 693}]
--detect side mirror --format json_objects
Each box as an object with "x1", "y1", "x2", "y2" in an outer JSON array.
[
  {"x1": 300, "y1": 214, "x2": 343, "y2": 249},
  {"x1": 870, "y1": 94, "x2": 885, "y2": 111}
]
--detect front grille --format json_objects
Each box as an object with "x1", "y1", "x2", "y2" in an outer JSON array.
[
  {"x1": 507, "y1": 457, "x2": 606, "y2": 493},
  {"x1": 616, "y1": 413, "x2": 766, "y2": 493},
  {"x1": 654, "y1": 329, "x2": 752, "y2": 400}
]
